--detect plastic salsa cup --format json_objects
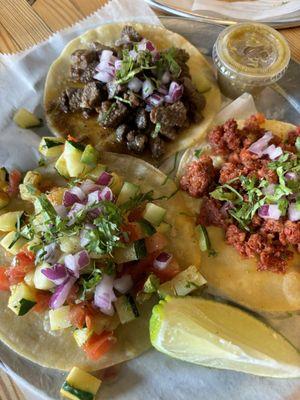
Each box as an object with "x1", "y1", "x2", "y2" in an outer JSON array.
[{"x1": 213, "y1": 23, "x2": 291, "y2": 99}]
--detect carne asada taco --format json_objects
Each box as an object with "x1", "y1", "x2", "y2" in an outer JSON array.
[
  {"x1": 44, "y1": 23, "x2": 220, "y2": 162},
  {"x1": 0, "y1": 138, "x2": 201, "y2": 371},
  {"x1": 178, "y1": 115, "x2": 300, "y2": 312}
]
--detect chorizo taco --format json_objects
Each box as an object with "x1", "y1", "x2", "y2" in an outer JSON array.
[
  {"x1": 177, "y1": 115, "x2": 300, "y2": 312},
  {"x1": 0, "y1": 138, "x2": 201, "y2": 371},
  {"x1": 44, "y1": 23, "x2": 221, "y2": 163}
]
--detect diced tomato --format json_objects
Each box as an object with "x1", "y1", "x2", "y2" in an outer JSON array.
[
  {"x1": 85, "y1": 314, "x2": 94, "y2": 331},
  {"x1": 83, "y1": 331, "x2": 116, "y2": 361},
  {"x1": 121, "y1": 223, "x2": 143, "y2": 242},
  {"x1": 6, "y1": 249, "x2": 35, "y2": 285},
  {"x1": 8, "y1": 169, "x2": 22, "y2": 196},
  {"x1": 122, "y1": 251, "x2": 160, "y2": 282},
  {"x1": 69, "y1": 303, "x2": 86, "y2": 329},
  {"x1": 145, "y1": 232, "x2": 168, "y2": 254},
  {"x1": 0, "y1": 267, "x2": 10, "y2": 291},
  {"x1": 33, "y1": 291, "x2": 51, "y2": 313},
  {"x1": 152, "y1": 258, "x2": 181, "y2": 283},
  {"x1": 67, "y1": 134, "x2": 78, "y2": 142},
  {"x1": 128, "y1": 206, "x2": 145, "y2": 222}
]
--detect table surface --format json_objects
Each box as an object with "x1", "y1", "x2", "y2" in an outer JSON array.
[{"x1": 0, "y1": 1, "x2": 300, "y2": 399}]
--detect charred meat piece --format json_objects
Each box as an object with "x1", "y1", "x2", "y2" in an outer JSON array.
[
  {"x1": 169, "y1": 48, "x2": 190, "y2": 79},
  {"x1": 71, "y1": 61, "x2": 98, "y2": 83},
  {"x1": 135, "y1": 108, "x2": 148, "y2": 130},
  {"x1": 150, "y1": 101, "x2": 187, "y2": 128},
  {"x1": 98, "y1": 101, "x2": 128, "y2": 128},
  {"x1": 107, "y1": 80, "x2": 124, "y2": 99},
  {"x1": 59, "y1": 88, "x2": 83, "y2": 113},
  {"x1": 126, "y1": 131, "x2": 148, "y2": 153},
  {"x1": 124, "y1": 91, "x2": 141, "y2": 108},
  {"x1": 182, "y1": 77, "x2": 206, "y2": 112},
  {"x1": 89, "y1": 42, "x2": 116, "y2": 55},
  {"x1": 80, "y1": 82, "x2": 105, "y2": 109},
  {"x1": 71, "y1": 49, "x2": 98, "y2": 70},
  {"x1": 117, "y1": 25, "x2": 141, "y2": 45},
  {"x1": 160, "y1": 125, "x2": 177, "y2": 141},
  {"x1": 115, "y1": 124, "x2": 129, "y2": 143},
  {"x1": 150, "y1": 137, "x2": 166, "y2": 159}
]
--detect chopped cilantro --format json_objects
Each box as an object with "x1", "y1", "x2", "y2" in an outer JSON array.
[
  {"x1": 194, "y1": 148, "x2": 204, "y2": 159},
  {"x1": 80, "y1": 268, "x2": 102, "y2": 300},
  {"x1": 114, "y1": 95, "x2": 132, "y2": 106},
  {"x1": 296, "y1": 137, "x2": 300, "y2": 153},
  {"x1": 197, "y1": 225, "x2": 217, "y2": 257},
  {"x1": 162, "y1": 48, "x2": 181, "y2": 78},
  {"x1": 38, "y1": 158, "x2": 46, "y2": 167},
  {"x1": 210, "y1": 184, "x2": 243, "y2": 204},
  {"x1": 151, "y1": 122, "x2": 161, "y2": 139}
]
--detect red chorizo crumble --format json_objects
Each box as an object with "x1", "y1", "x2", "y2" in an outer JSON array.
[{"x1": 180, "y1": 114, "x2": 300, "y2": 274}]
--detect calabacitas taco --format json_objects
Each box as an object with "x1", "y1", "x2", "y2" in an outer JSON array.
[
  {"x1": 178, "y1": 115, "x2": 300, "y2": 312},
  {"x1": 44, "y1": 23, "x2": 221, "y2": 163},
  {"x1": 0, "y1": 138, "x2": 201, "y2": 371}
]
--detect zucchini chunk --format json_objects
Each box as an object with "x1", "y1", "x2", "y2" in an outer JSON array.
[
  {"x1": 73, "y1": 328, "x2": 93, "y2": 348},
  {"x1": 0, "y1": 191, "x2": 10, "y2": 210},
  {"x1": 143, "y1": 203, "x2": 166, "y2": 227},
  {"x1": 8, "y1": 282, "x2": 36, "y2": 316},
  {"x1": 0, "y1": 167, "x2": 9, "y2": 182},
  {"x1": 158, "y1": 265, "x2": 206, "y2": 298},
  {"x1": 13, "y1": 108, "x2": 41, "y2": 129},
  {"x1": 64, "y1": 140, "x2": 92, "y2": 178},
  {"x1": 60, "y1": 367, "x2": 101, "y2": 400},
  {"x1": 116, "y1": 181, "x2": 139, "y2": 205},
  {"x1": 109, "y1": 172, "x2": 123, "y2": 195},
  {"x1": 33, "y1": 263, "x2": 56, "y2": 290},
  {"x1": 143, "y1": 274, "x2": 160, "y2": 294},
  {"x1": 86, "y1": 163, "x2": 107, "y2": 181},
  {"x1": 80, "y1": 144, "x2": 98, "y2": 167},
  {"x1": 114, "y1": 294, "x2": 139, "y2": 324},
  {"x1": 55, "y1": 153, "x2": 69, "y2": 179},
  {"x1": 1, "y1": 231, "x2": 28, "y2": 255},
  {"x1": 113, "y1": 239, "x2": 147, "y2": 263},
  {"x1": 49, "y1": 305, "x2": 72, "y2": 330},
  {"x1": 39, "y1": 137, "x2": 64, "y2": 158},
  {"x1": 138, "y1": 219, "x2": 156, "y2": 237},
  {"x1": 0, "y1": 211, "x2": 23, "y2": 232}
]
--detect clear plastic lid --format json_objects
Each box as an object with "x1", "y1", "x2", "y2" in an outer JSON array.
[{"x1": 213, "y1": 23, "x2": 291, "y2": 86}]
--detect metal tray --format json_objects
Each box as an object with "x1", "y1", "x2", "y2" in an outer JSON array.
[
  {"x1": 147, "y1": 0, "x2": 300, "y2": 29},
  {"x1": 0, "y1": 17, "x2": 300, "y2": 400}
]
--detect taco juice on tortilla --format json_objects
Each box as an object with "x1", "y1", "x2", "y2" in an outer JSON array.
[
  {"x1": 178, "y1": 114, "x2": 300, "y2": 312},
  {"x1": 44, "y1": 23, "x2": 220, "y2": 162},
  {"x1": 0, "y1": 138, "x2": 201, "y2": 371}
]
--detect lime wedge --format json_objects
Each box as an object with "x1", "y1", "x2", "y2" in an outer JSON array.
[{"x1": 150, "y1": 297, "x2": 300, "y2": 378}]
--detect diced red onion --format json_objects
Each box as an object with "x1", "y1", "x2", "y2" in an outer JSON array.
[
  {"x1": 37, "y1": 242, "x2": 61, "y2": 265},
  {"x1": 285, "y1": 172, "x2": 298, "y2": 181},
  {"x1": 288, "y1": 203, "x2": 300, "y2": 222},
  {"x1": 248, "y1": 132, "x2": 273, "y2": 156},
  {"x1": 80, "y1": 179, "x2": 101, "y2": 195},
  {"x1": 142, "y1": 79, "x2": 154, "y2": 99},
  {"x1": 49, "y1": 276, "x2": 76, "y2": 309},
  {"x1": 161, "y1": 71, "x2": 171, "y2": 85},
  {"x1": 113, "y1": 274, "x2": 133, "y2": 294},
  {"x1": 165, "y1": 81, "x2": 184, "y2": 104},
  {"x1": 258, "y1": 204, "x2": 281, "y2": 220},
  {"x1": 41, "y1": 263, "x2": 69, "y2": 285},
  {"x1": 94, "y1": 70, "x2": 115, "y2": 83},
  {"x1": 54, "y1": 204, "x2": 68, "y2": 218},
  {"x1": 158, "y1": 85, "x2": 168, "y2": 95},
  {"x1": 153, "y1": 252, "x2": 173, "y2": 270},
  {"x1": 67, "y1": 203, "x2": 86, "y2": 225},
  {"x1": 94, "y1": 274, "x2": 116, "y2": 316},
  {"x1": 115, "y1": 59, "x2": 122, "y2": 70},
  {"x1": 138, "y1": 39, "x2": 156, "y2": 53},
  {"x1": 152, "y1": 51, "x2": 161, "y2": 62},
  {"x1": 100, "y1": 50, "x2": 114, "y2": 62},
  {"x1": 87, "y1": 190, "x2": 101, "y2": 205},
  {"x1": 262, "y1": 144, "x2": 283, "y2": 160},
  {"x1": 147, "y1": 93, "x2": 164, "y2": 107},
  {"x1": 262, "y1": 183, "x2": 276, "y2": 196},
  {"x1": 129, "y1": 49, "x2": 138, "y2": 60},
  {"x1": 145, "y1": 104, "x2": 153, "y2": 112},
  {"x1": 63, "y1": 187, "x2": 86, "y2": 207},
  {"x1": 97, "y1": 172, "x2": 112, "y2": 186},
  {"x1": 80, "y1": 229, "x2": 90, "y2": 248},
  {"x1": 88, "y1": 207, "x2": 102, "y2": 220},
  {"x1": 99, "y1": 187, "x2": 114, "y2": 202},
  {"x1": 64, "y1": 250, "x2": 90, "y2": 278},
  {"x1": 220, "y1": 201, "x2": 234, "y2": 216},
  {"x1": 128, "y1": 77, "x2": 143, "y2": 93}
]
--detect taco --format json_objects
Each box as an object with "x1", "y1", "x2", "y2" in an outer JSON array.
[
  {"x1": 177, "y1": 115, "x2": 300, "y2": 312},
  {"x1": 44, "y1": 23, "x2": 220, "y2": 163},
  {"x1": 0, "y1": 138, "x2": 200, "y2": 371}
]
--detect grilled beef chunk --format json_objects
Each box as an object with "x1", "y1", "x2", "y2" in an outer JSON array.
[
  {"x1": 98, "y1": 101, "x2": 128, "y2": 128},
  {"x1": 135, "y1": 108, "x2": 148, "y2": 130},
  {"x1": 71, "y1": 60, "x2": 98, "y2": 83},
  {"x1": 182, "y1": 77, "x2": 206, "y2": 112},
  {"x1": 127, "y1": 132, "x2": 148, "y2": 153},
  {"x1": 115, "y1": 124, "x2": 129, "y2": 143},
  {"x1": 89, "y1": 42, "x2": 116, "y2": 55},
  {"x1": 150, "y1": 137, "x2": 166, "y2": 159},
  {"x1": 107, "y1": 80, "x2": 125, "y2": 99},
  {"x1": 121, "y1": 25, "x2": 141, "y2": 43},
  {"x1": 160, "y1": 125, "x2": 177, "y2": 141},
  {"x1": 59, "y1": 88, "x2": 83, "y2": 113},
  {"x1": 171, "y1": 48, "x2": 190, "y2": 79},
  {"x1": 80, "y1": 82, "x2": 104, "y2": 109},
  {"x1": 150, "y1": 101, "x2": 187, "y2": 128},
  {"x1": 124, "y1": 91, "x2": 141, "y2": 108},
  {"x1": 71, "y1": 49, "x2": 98, "y2": 70}
]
